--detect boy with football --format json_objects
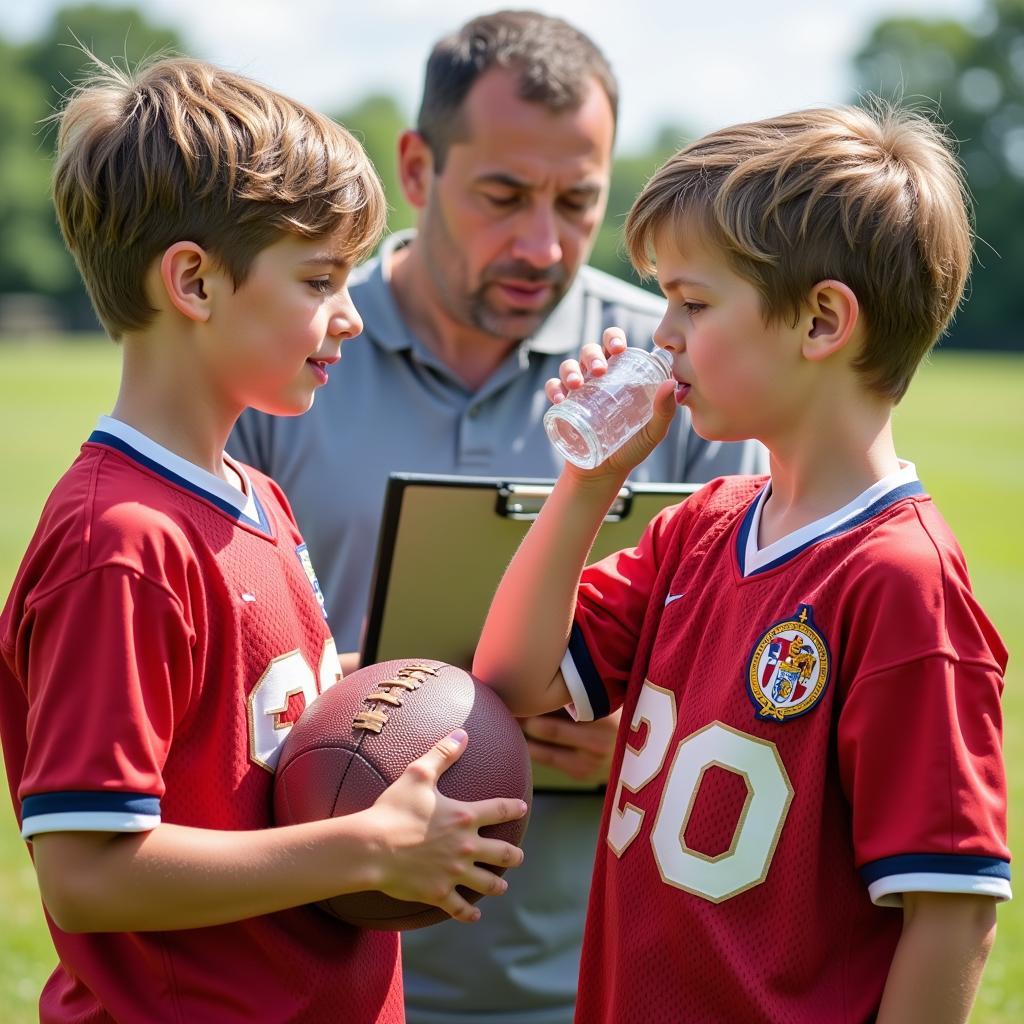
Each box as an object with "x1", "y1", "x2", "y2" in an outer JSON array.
[
  {"x1": 0, "y1": 56, "x2": 525, "y2": 1023},
  {"x1": 474, "y1": 103, "x2": 1010, "y2": 1023}
]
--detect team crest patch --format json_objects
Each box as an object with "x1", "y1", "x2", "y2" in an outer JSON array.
[
  {"x1": 295, "y1": 544, "x2": 328, "y2": 621},
  {"x1": 746, "y1": 604, "x2": 830, "y2": 722}
]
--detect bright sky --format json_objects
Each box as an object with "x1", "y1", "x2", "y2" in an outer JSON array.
[{"x1": 1, "y1": 0, "x2": 983, "y2": 151}]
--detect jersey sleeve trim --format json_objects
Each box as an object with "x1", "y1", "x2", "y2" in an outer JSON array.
[
  {"x1": 561, "y1": 623, "x2": 610, "y2": 722},
  {"x1": 861, "y1": 853, "x2": 1011, "y2": 906},
  {"x1": 21, "y1": 792, "x2": 161, "y2": 839}
]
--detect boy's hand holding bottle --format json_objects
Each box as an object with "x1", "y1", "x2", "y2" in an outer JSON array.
[{"x1": 544, "y1": 327, "x2": 678, "y2": 478}]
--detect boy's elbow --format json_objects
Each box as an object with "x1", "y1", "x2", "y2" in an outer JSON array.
[
  {"x1": 481, "y1": 676, "x2": 570, "y2": 719},
  {"x1": 33, "y1": 832, "x2": 123, "y2": 933},
  {"x1": 38, "y1": 872, "x2": 104, "y2": 933},
  {"x1": 474, "y1": 675, "x2": 528, "y2": 717}
]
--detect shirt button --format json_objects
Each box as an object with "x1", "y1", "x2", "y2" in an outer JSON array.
[{"x1": 467, "y1": 406, "x2": 481, "y2": 419}]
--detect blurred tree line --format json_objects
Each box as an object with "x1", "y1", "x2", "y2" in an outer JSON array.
[{"x1": 1, "y1": 1, "x2": 1022, "y2": 349}]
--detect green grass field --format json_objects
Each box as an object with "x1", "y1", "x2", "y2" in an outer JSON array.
[{"x1": 0, "y1": 338, "x2": 1021, "y2": 1021}]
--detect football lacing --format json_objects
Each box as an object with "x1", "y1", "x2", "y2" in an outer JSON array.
[{"x1": 352, "y1": 662, "x2": 440, "y2": 732}]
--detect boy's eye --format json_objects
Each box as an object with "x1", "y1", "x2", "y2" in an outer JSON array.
[
  {"x1": 308, "y1": 278, "x2": 332, "y2": 294},
  {"x1": 681, "y1": 302, "x2": 705, "y2": 315}
]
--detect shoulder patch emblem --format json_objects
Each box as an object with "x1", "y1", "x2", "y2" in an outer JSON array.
[
  {"x1": 746, "y1": 604, "x2": 830, "y2": 722},
  {"x1": 295, "y1": 543, "x2": 329, "y2": 621}
]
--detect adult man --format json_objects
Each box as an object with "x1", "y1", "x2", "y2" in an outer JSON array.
[{"x1": 231, "y1": 11, "x2": 766, "y2": 1024}]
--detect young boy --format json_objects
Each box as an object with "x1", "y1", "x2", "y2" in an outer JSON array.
[
  {"x1": 473, "y1": 104, "x2": 1010, "y2": 1024},
  {"x1": 0, "y1": 57, "x2": 525, "y2": 1023}
]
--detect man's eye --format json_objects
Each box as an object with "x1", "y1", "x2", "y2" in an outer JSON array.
[
  {"x1": 484, "y1": 193, "x2": 520, "y2": 208},
  {"x1": 559, "y1": 196, "x2": 592, "y2": 214}
]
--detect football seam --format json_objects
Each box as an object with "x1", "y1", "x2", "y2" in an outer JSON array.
[{"x1": 281, "y1": 744, "x2": 390, "y2": 818}]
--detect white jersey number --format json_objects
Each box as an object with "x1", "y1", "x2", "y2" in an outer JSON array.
[
  {"x1": 247, "y1": 639, "x2": 340, "y2": 771},
  {"x1": 608, "y1": 682, "x2": 794, "y2": 903}
]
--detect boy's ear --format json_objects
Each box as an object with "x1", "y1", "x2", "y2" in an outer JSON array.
[
  {"x1": 397, "y1": 129, "x2": 434, "y2": 210},
  {"x1": 802, "y1": 280, "x2": 860, "y2": 363},
  {"x1": 158, "y1": 242, "x2": 218, "y2": 324}
]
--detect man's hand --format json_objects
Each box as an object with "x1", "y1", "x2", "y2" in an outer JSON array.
[
  {"x1": 338, "y1": 650, "x2": 361, "y2": 676},
  {"x1": 521, "y1": 708, "x2": 623, "y2": 786}
]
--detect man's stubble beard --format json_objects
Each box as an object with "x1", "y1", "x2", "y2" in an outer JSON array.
[
  {"x1": 421, "y1": 206, "x2": 571, "y2": 345},
  {"x1": 465, "y1": 268, "x2": 569, "y2": 343}
]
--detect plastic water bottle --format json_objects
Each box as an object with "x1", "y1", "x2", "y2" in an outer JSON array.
[{"x1": 543, "y1": 347, "x2": 673, "y2": 469}]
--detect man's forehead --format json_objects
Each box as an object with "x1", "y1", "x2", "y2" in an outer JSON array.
[{"x1": 450, "y1": 66, "x2": 615, "y2": 172}]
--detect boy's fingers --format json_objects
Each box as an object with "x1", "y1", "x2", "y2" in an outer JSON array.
[
  {"x1": 545, "y1": 377, "x2": 568, "y2": 403},
  {"x1": 472, "y1": 836, "x2": 526, "y2": 870},
  {"x1": 461, "y1": 795, "x2": 529, "y2": 830},
  {"x1": 601, "y1": 327, "x2": 628, "y2": 358},
  {"x1": 578, "y1": 342, "x2": 607, "y2": 376},
  {"x1": 408, "y1": 728, "x2": 468, "y2": 783},
  {"x1": 648, "y1": 379, "x2": 679, "y2": 435},
  {"x1": 458, "y1": 865, "x2": 513, "y2": 896},
  {"x1": 441, "y1": 892, "x2": 483, "y2": 924}
]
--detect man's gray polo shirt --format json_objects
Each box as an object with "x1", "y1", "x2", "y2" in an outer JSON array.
[{"x1": 229, "y1": 233, "x2": 767, "y2": 1024}]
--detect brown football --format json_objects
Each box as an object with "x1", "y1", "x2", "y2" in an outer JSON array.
[{"x1": 273, "y1": 658, "x2": 532, "y2": 930}]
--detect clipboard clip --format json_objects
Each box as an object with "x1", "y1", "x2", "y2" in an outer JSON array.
[{"x1": 496, "y1": 483, "x2": 633, "y2": 522}]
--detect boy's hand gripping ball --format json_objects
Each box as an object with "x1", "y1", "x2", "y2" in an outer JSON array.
[{"x1": 273, "y1": 658, "x2": 532, "y2": 930}]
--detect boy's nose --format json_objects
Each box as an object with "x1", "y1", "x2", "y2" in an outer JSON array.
[
  {"x1": 653, "y1": 320, "x2": 684, "y2": 352},
  {"x1": 329, "y1": 292, "x2": 363, "y2": 341}
]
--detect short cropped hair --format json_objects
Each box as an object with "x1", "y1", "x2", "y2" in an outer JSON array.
[
  {"x1": 52, "y1": 56, "x2": 387, "y2": 339},
  {"x1": 416, "y1": 9, "x2": 618, "y2": 170},
  {"x1": 625, "y1": 104, "x2": 973, "y2": 401}
]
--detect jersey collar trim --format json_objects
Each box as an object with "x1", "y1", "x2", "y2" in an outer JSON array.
[
  {"x1": 736, "y1": 462, "x2": 924, "y2": 577},
  {"x1": 89, "y1": 416, "x2": 272, "y2": 535}
]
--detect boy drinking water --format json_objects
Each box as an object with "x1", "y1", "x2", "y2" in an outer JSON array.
[
  {"x1": 0, "y1": 56, "x2": 525, "y2": 1023},
  {"x1": 474, "y1": 104, "x2": 1009, "y2": 1023}
]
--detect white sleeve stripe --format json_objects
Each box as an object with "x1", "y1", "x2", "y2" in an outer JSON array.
[
  {"x1": 560, "y1": 648, "x2": 594, "y2": 722},
  {"x1": 22, "y1": 810, "x2": 161, "y2": 839},
  {"x1": 868, "y1": 872, "x2": 1012, "y2": 907}
]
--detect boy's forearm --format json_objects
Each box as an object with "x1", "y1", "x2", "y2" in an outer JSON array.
[
  {"x1": 474, "y1": 468, "x2": 626, "y2": 715},
  {"x1": 32, "y1": 814, "x2": 386, "y2": 933},
  {"x1": 876, "y1": 892, "x2": 997, "y2": 1024}
]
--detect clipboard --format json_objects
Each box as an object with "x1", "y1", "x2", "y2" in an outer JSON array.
[{"x1": 360, "y1": 473, "x2": 697, "y2": 790}]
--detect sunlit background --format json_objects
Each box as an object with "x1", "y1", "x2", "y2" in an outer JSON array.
[{"x1": 4, "y1": 0, "x2": 1024, "y2": 345}]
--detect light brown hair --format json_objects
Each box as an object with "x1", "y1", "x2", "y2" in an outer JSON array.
[
  {"x1": 52, "y1": 55, "x2": 387, "y2": 339},
  {"x1": 625, "y1": 103, "x2": 973, "y2": 400},
  {"x1": 416, "y1": 9, "x2": 618, "y2": 170}
]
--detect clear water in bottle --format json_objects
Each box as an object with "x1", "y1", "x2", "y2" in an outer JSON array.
[{"x1": 543, "y1": 347, "x2": 672, "y2": 469}]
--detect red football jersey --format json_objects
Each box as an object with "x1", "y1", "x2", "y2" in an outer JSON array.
[
  {"x1": 563, "y1": 468, "x2": 1009, "y2": 1024},
  {"x1": 0, "y1": 418, "x2": 402, "y2": 1024}
]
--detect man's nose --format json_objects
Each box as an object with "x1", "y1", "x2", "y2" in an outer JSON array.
[{"x1": 509, "y1": 203, "x2": 562, "y2": 268}]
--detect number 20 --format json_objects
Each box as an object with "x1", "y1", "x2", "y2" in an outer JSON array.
[
  {"x1": 247, "y1": 640, "x2": 339, "y2": 772},
  {"x1": 608, "y1": 682, "x2": 794, "y2": 903}
]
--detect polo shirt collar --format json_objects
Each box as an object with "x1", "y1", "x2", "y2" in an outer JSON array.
[
  {"x1": 358, "y1": 230, "x2": 585, "y2": 358},
  {"x1": 351, "y1": 232, "x2": 417, "y2": 354}
]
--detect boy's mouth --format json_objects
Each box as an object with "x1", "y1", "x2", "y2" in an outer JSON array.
[
  {"x1": 306, "y1": 356, "x2": 337, "y2": 385},
  {"x1": 673, "y1": 379, "x2": 692, "y2": 405}
]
